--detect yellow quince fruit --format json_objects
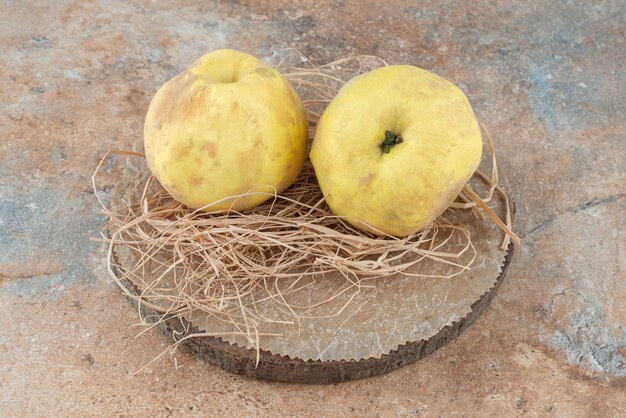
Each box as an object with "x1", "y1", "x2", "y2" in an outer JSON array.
[
  {"x1": 144, "y1": 49, "x2": 308, "y2": 212},
  {"x1": 310, "y1": 65, "x2": 482, "y2": 236}
]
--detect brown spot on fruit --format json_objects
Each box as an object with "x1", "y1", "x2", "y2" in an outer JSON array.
[
  {"x1": 202, "y1": 141, "x2": 217, "y2": 158},
  {"x1": 360, "y1": 171, "x2": 376, "y2": 186},
  {"x1": 190, "y1": 176, "x2": 204, "y2": 186},
  {"x1": 255, "y1": 67, "x2": 275, "y2": 78},
  {"x1": 174, "y1": 143, "x2": 191, "y2": 160},
  {"x1": 149, "y1": 70, "x2": 204, "y2": 128},
  {"x1": 272, "y1": 101, "x2": 295, "y2": 127}
]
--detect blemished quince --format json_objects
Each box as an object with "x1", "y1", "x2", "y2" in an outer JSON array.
[
  {"x1": 143, "y1": 49, "x2": 308, "y2": 212},
  {"x1": 310, "y1": 65, "x2": 483, "y2": 236}
]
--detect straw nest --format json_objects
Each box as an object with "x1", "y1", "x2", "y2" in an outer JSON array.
[{"x1": 93, "y1": 53, "x2": 519, "y2": 364}]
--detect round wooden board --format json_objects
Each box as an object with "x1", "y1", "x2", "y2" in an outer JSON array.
[{"x1": 113, "y1": 242, "x2": 513, "y2": 384}]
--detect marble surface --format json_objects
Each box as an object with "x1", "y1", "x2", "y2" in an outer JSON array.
[{"x1": 1, "y1": 1, "x2": 624, "y2": 416}]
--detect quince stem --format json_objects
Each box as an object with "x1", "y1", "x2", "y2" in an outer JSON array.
[{"x1": 381, "y1": 130, "x2": 403, "y2": 154}]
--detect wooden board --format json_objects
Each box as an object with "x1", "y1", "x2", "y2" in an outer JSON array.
[{"x1": 113, "y1": 242, "x2": 513, "y2": 384}]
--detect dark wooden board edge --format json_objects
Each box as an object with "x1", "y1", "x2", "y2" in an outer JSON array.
[{"x1": 112, "y1": 242, "x2": 514, "y2": 384}]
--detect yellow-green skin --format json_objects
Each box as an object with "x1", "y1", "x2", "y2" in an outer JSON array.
[
  {"x1": 310, "y1": 65, "x2": 482, "y2": 236},
  {"x1": 144, "y1": 49, "x2": 308, "y2": 212}
]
